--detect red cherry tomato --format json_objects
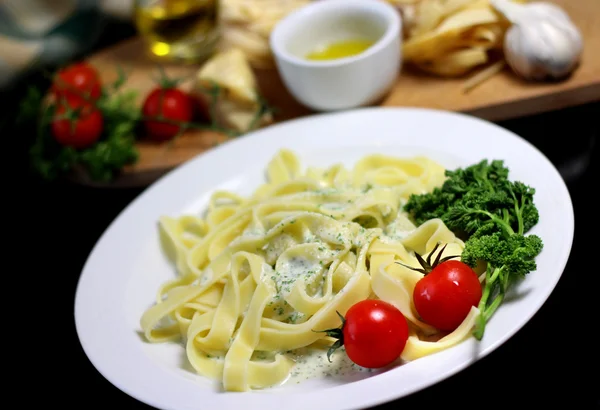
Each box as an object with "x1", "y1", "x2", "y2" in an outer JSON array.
[
  {"x1": 413, "y1": 259, "x2": 482, "y2": 332},
  {"x1": 51, "y1": 96, "x2": 103, "y2": 149},
  {"x1": 142, "y1": 87, "x2": 194, "y2": 141},
  {"x1": 341, "y1": 299, "x2": 409, "y2": 368},
  {"x1": 51, "y1": 62, "x2": 102, "y2": 101}
]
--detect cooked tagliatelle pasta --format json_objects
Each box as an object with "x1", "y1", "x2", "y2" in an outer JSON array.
[
  {"x1": 140, "y1": 149, "x2": 482, "y2": 392},
  {"x1": 391, "y1": 0, "x2": 529, "y2": 91}
]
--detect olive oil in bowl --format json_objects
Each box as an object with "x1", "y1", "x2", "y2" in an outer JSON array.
[
  {"x1": 305, "y1": 39, "x2": 375, "y2": 61},
  {"x1": 134, "y1": 0, "x2": 220, "y2": 63}
]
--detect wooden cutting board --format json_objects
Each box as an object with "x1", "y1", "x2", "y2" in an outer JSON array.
[{"x1": 84, "y1": 0, "x2": 599, "y2": 187}]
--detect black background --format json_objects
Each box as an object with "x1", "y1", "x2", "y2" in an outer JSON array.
[{"x1": 9, "y1": 17, "x2": 599, "y2": 410}]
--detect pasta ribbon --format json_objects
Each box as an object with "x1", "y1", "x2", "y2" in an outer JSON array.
[{"x1": 140, "y1": 149, "x2": 481, "y2": 391}]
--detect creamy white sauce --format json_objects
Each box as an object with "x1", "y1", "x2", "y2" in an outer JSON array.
[
  {"x1": 275, "y1": 255, "x2": 321, "y2": 296},
  {"x1": 264, "y1": 233, "x2": 296, "y2": 264},
  {"x1": 382, "y1": 210, "x2": 416, "y2": 242},
  {"x1": 319, "y1": 202, "x2": 350, "y2": 212},
  {"x1": 260, "y1": 253, "x2": 325, "y2": 323},
  {"x1": 283, "y1": 347, "x2": 376, "y2": 384},
  {"x1": 241, "y1": 226, "x2": 265, "y2": 238}
]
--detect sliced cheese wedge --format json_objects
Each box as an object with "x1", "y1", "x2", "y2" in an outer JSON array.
[
  {"x1": 197, "y1": 47, "x2": 258, "y2": 105},
  {"x1": 194, "y1": 48, "x2": 272, "y2": 133}
]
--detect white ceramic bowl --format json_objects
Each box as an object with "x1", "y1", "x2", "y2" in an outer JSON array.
[{"x1": 270, "y1": 0, "x2": 402, "y2": 112}]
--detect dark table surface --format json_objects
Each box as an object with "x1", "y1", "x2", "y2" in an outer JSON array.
[{"x1": 14, "y1": 22, "x2": 599, "y2": 410}]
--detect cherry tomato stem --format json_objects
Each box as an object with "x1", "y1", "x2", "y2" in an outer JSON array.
[{"x1": 51, "y1": 95, "x2": 103, "y2": 149}]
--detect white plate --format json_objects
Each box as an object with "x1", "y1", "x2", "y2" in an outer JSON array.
[{"x1": 74, "y1": 107, "x2": 574, "y2": 410}]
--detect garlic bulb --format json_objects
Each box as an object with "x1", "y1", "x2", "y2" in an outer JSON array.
[{"x1": 490, "y1": 0, "x2": 583, "y2": 81}]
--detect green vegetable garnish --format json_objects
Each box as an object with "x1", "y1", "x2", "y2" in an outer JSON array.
[
  {"x1": 24, "y1": 69, "x2": 140, "y2": 183},
  {"x1": 22, "y1": 65, "x2": 274, "y2": 183},
  {"x1": 80, "y1": 89, "x2": 140, "y2": 181},
  {"x1": 404, "y1": 159, "x2": 544, "y2": 340}
]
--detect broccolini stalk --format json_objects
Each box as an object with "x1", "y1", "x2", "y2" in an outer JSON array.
[
  {"x1": 404, "y1": 159, "x2": 544, "y2": 340},
  {"x1": 461, "y1": 224, "x2": 543, "y2": 339}
]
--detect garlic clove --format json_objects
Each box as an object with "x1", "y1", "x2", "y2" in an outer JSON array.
[
  {"x1": 491, "y1": 0, "x2": 584, "y2": 81},
  {"x1": 504, "y1": 20, "x2": 582, "y2": 81}
]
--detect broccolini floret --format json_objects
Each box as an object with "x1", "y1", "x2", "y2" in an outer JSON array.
[{"x1": 461, "y1": 232, "x2": 543, "y2": 339}]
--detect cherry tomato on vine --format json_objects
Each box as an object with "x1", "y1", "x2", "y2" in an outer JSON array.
[
  {"x1": 317, "y1": 299, "x2": 409, "y2": 369},
  {"x1": 142, "y1": 87, "x2": 194, "y2": 141},
  {"x1": 51, "y1": 62, "x2": 103, "y2": 101},
  {"x1": 413, "y1": 259, "x2": 482, "y2": 332},
  {"x1": 51, "y1": 95, "x2": 103, "y2": 149}
]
